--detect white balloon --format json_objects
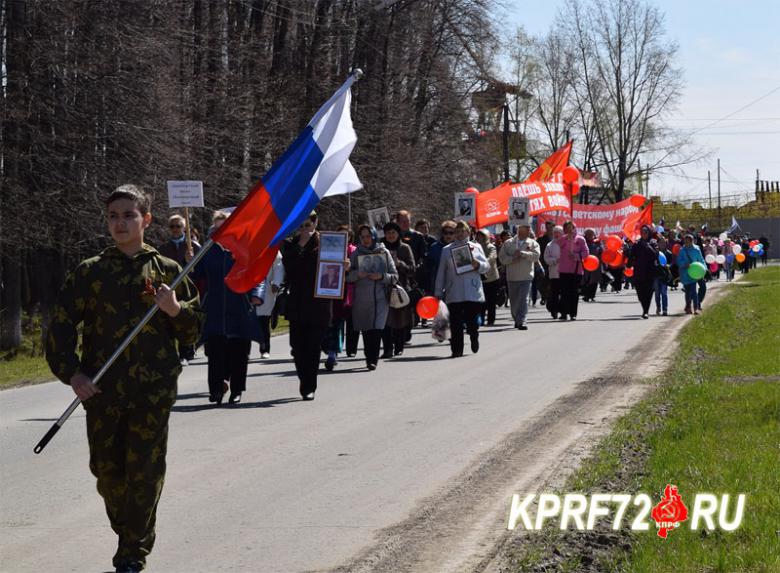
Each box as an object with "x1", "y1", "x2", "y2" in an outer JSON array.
[
  {"x1": 732, "y1": 244, "x2": 742, "y2": 254},
  {"x1": 719, "y1": 232, "x2": 728, "y2": 241},
  {"x1": 716, "y1": 254, "x2": 726, "y2": 264},
  {"x1": 752, "y1": 244, "x2": 761, "y2": 252},
  {"x1": 705, "y1": 254, "x2": 716, "y2": 264}
]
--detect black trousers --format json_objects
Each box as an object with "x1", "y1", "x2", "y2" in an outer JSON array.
[
  {"x1": 582, "y1": 283, "x2": 598, "y2": 301},
  {"x1": 362, "y1": 329, "x2": 382, "y2": 366},
  {"x1": 345, "y1": 311, "x2": 360, "y2": 355},
  {"x1": 448, "y1": 301, "x2": 481, "y2": 356},
  {"x1": 178, "y1": 344, "x2": 195, "y2": 361},
  {"x1": 635, "y1": 280, "x2": 654, "y2": 314},
  {"x1": 546, "y1": 278, "x2": 561, "y2": 316},
  {"x1": 258, "y1": 315, "x2": 271, "y2": 354},
  {"x1": 482, "y1": 280, "x2": 499, "y2": 325},
  {"x1": 289, "y1": 321, "x2": 326, "y2": 396},
  {"x1": 559, "y1": 273, "x2": 581, "y2": 318},
  {"x1": 205, "y1": 335, "x2": 251, "y2": 396},
  {"x1": 382, "y1": 326, "x2": 405, "y2": 355}
]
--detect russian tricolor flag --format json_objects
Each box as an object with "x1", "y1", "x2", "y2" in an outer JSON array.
[{"x1": 212, "y1": 72, "x2": 362, "y2": 293}]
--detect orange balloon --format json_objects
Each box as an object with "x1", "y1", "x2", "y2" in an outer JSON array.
[
  {"x1": 571, "y1": 182, "x2": 581, "y2": 196},
  {"x1": 583, "y1": 254, "x2": 599, "y2": 271},
  {"x1": 416, "y1": 296, "x2": 439, "y2": 320},
  {"x1": 735, "y1": 253, "x2": 746, "y2": 263},
  {"x1": 629, "y1": 195, "x2": 646, "y2": 207},
  {"x1": 562, "y1": 165, "x2": 579, "y2": 184},
  {"x1": 606, "y1": 235, "x2": 622, "y2": 251},
  {"x1": 672, "y1": 244, "x2": 681, "y2": 256},
  {"x1": 624, "y1": 267, "x2": 634, "y2": 277}
]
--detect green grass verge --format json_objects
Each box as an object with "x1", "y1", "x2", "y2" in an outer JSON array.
[
  {"x1": 625, "y1": 268, "x2": 780, "y2": 571},
  {"x1": 504, "y1": 266, "x2": 780, "y2": 572},
  {"x1": 1, "y1": 315, "x2": 292, "y2": 389}
]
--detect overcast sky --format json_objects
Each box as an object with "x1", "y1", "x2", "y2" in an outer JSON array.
[{"x1": 501, "y1": 0, "x2": 780, "y2": 206}]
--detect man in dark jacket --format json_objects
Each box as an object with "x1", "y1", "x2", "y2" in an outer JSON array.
[
  {"x1": 281, "y1": 211, "x2": 333, "y2": 400},
  {"x1": 158, "y1": 214, "x2": 201, "y2": 363}
]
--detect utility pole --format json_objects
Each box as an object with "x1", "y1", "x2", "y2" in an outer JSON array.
[
  {"x1": 502, "y1": 102, "x2": 510, "y2": 182},
  {"x1": 756, "y1": 169, "x2": 760, "y2": 194},
  {"x1": 717, "y1": 158, "x2": 722, "y2": 227},
  {"x1": 708, "y1": 170, "x2": 712, "y2": 209}
]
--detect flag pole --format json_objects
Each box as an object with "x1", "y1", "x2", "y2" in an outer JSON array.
[{"x1": 33, "y1": 239, "x2": 215, "y2": 454}]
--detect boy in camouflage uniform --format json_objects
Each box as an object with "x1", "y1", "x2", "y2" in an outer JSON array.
[{"x1": 46, "y1": 185, "x2": 202, "y2": 573}]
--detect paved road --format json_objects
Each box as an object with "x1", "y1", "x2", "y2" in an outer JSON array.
[{"x1": 1, "y1": 284, "x2": 703, "y2": 572}]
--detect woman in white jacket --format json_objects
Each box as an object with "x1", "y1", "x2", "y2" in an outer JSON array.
[
  {"x1": 256, "y1": 251, "x2": 285, "y2": 358},
  {"x1": 543, "y1": 225, "x2": 563, "y2": 319}
]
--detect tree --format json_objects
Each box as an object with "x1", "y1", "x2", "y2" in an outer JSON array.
[{"x1": 562, "y1": 0, "x2": 684, "y2": 201}]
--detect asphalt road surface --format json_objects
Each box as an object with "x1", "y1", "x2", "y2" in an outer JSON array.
[{"x1": 1, "y1": 284, "x2": 707, "y2": 572}]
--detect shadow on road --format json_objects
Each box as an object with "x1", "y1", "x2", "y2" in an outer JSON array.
[
  {"x1": 171, "y1": 396, "x2": 299, "y2": 413},
  {"x1": 390, "y1": 355, "x2": 449, "y2": 362},
  {"x1": 176, "y1": 392, "x2": 210, "y2": 400}
]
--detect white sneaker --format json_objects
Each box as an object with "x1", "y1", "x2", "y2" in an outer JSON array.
[
  {"x1": 260, "y1": 352, "x2": 270, "y2": 359},
  {"x1": 180, "y1": 359, "x2": 189, "y2": 366}
]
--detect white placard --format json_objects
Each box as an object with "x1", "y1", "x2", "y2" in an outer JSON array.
[
  {"x1": 167, "y1": 181, "x2": 204, "y2": 208},
  {"x1": 508, "y1": 197, "x2": 530, "y2": 227},
  {"x1": 454, "y1": 192, "x2": 476, "y2": 223}
]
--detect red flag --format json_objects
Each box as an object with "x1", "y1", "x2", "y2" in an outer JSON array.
[
  {"x1": 527, "y1": 140, "x2": 572, "y2": 183},
  {"x1": 622, "y1": 202, "x2": 654, "y2": 241}
]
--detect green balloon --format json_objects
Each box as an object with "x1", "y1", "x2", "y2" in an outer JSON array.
[{"x1": 688, "y1": 261, "x2": 706, "y2": 280}]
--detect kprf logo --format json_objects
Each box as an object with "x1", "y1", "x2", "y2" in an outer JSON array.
[{"x1": 650, "y1": 484, "x2": 688, "y2": 538}]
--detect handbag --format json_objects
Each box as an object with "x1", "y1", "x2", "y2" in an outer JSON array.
[{"x1": 388, "y1": 284, "x2": 410, "y2": 309}]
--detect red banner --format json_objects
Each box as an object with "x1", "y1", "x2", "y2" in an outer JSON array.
[
  {"x1": 476, "y1": 141, "x2": 573, "y2": 227},
  {"x1": 537, "y1": 197, "x2": 653, "y2": 238},
  {"x1": 476, "y1": 181, "x2": 572, "y2": 227}
]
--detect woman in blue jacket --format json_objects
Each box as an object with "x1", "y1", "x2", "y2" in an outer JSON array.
[{"x1": 676, "y1": 234, "x2": 705, "y2": 315}]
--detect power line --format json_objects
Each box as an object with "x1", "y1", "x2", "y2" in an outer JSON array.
[{"x1": 682, "y1": 85, "x2": 780, "y2": 138}]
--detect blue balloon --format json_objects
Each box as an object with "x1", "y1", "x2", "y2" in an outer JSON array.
[
  {"x1": 658, "y1": 252, "x2": 667, "y2": 265},
  {"x1": 726, "y1": 254, "x2": 735, "y2": 263},
  {"x1": 759, "y1": 249, "x2": 765, "y2": 256}
]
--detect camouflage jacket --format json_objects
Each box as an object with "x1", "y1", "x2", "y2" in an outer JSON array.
[{"x1": 46, "y1": 244, "x2": 202, "y2": 404}]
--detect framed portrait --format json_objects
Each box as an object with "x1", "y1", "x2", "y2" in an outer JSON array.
[
  {"x1": 357, "y1": 253, "x2": 387, "y2": 275},
  {"x1": 508, "y1": 197, "x2": 530, "y2": 227},
  {"x1": 314, "y1": 261, "x2": 346, "y2": 299},
  {"x1": 367, "y1": 207, "x2": 390, "y2": 238},
  {"x1": 451, "y1": 244, "x2": 474, "y2": 275},
  {"x1": 319, "y1": 231, "x2": 348, "y2": 262},
  {"x1": 454, "y1": 192, "x2": 475, "y2": 223}
]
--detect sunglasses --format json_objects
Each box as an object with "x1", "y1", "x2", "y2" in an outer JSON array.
[
  {"x1": 442, "y1": 230, "x2": 455, "y2": 235},
  {"x1": 169, "y1": 224, "x2": 183, "y2": 229}
]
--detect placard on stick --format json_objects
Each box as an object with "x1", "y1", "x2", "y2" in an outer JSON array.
[{"x1": 167, "y1": 181, "x2": 204, "y2": 208}]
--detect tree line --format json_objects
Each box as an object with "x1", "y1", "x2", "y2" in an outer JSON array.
[{"x1": 1, "y1": 0, "x2": 686, "y2": 352}]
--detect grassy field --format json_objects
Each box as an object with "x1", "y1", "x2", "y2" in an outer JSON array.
[
  {"x1": 505, "y1": 266, "x2": 780, "y2": 572},
  {"x1": 0, "y1": 314, "x2": 290, "y2": 389}
]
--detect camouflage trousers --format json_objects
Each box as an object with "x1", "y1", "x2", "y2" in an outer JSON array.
[{"x1": 85, "y1": 394, "x2": 172, "y2": 569}]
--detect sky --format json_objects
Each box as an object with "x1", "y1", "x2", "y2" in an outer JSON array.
[{"x1": 501, "y1": 0, "x2": 780, "y2": 206}]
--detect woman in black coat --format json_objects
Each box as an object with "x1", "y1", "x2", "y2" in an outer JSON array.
[
  {"x1": 628, "y1": 225, "x2": 659, "y2": 319},
  {"x1": 281, "y1": 212, "x2": 333, "y2": 401},
  {"x1": 381, "y1": 221, "x2": 415, "y2": 357}
]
